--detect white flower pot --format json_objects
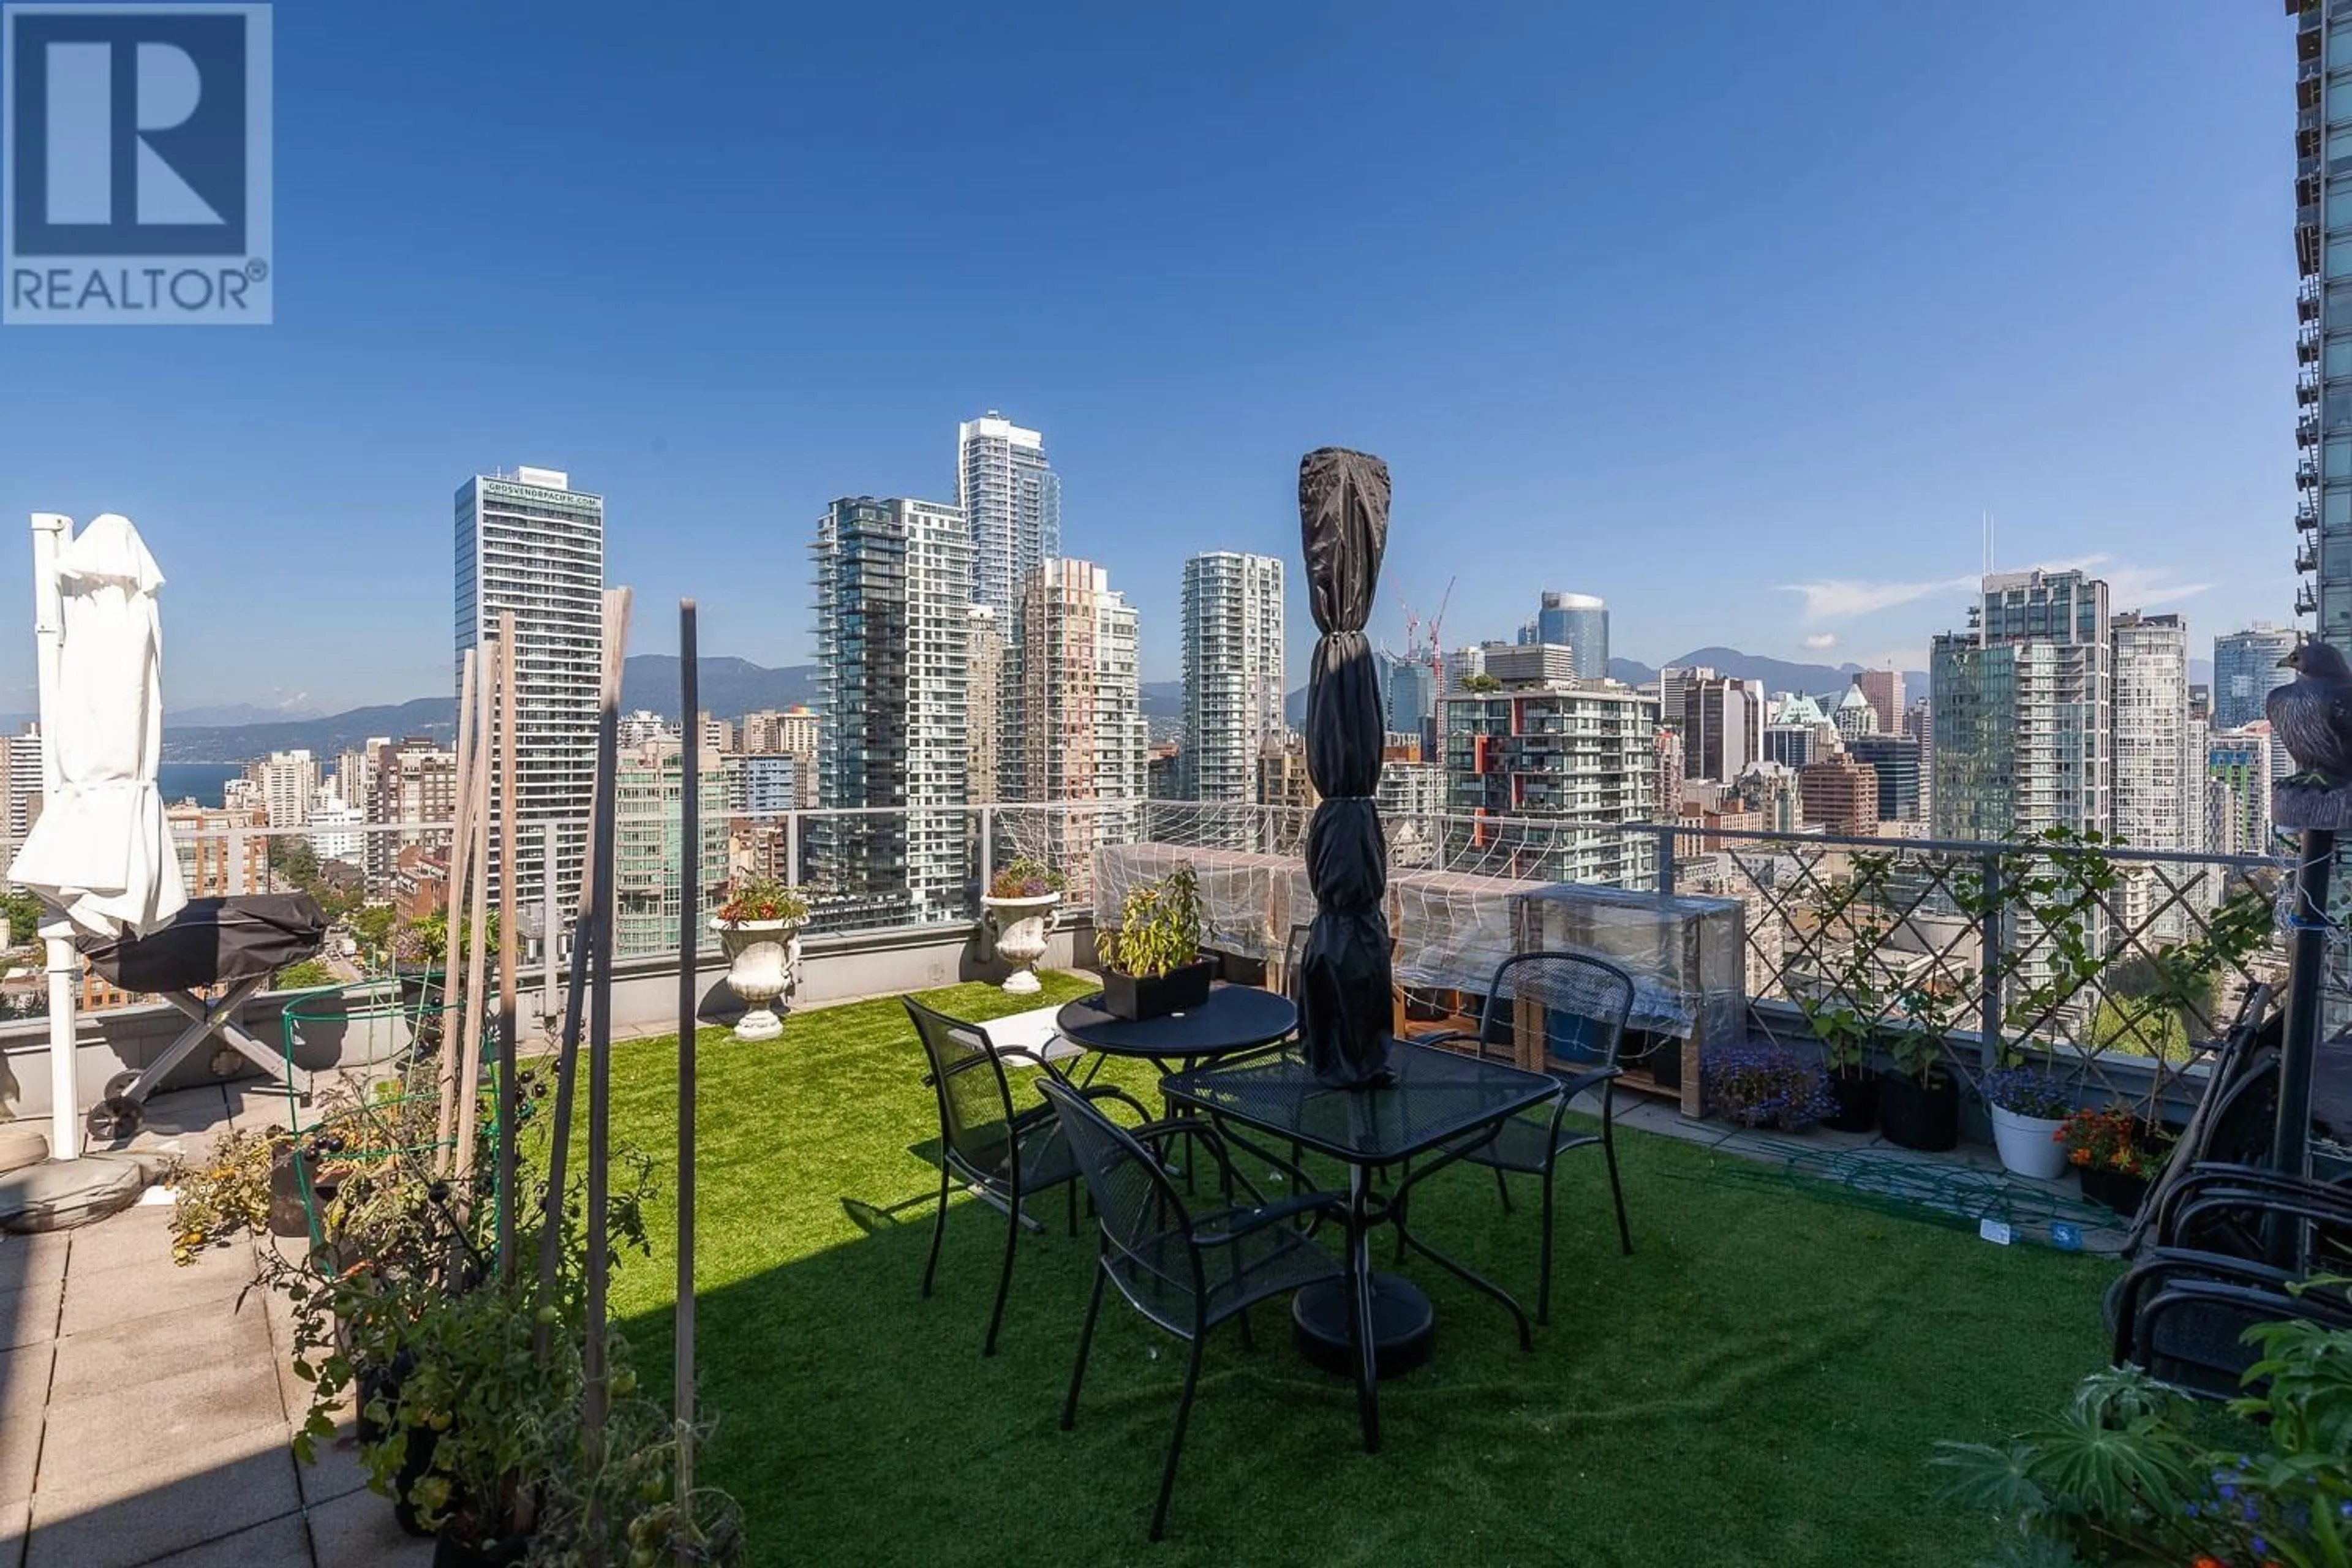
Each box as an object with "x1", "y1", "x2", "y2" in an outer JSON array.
[
  {"x1": 1989, "y1": 1104, "x2": 2068, "y2": 1180},
  {"x1": 982, "y1": 892, "x2": 1060, "y2": 995},
  {"x1": 712, "y1": 917, "x2": 802, "y2": 1041}
]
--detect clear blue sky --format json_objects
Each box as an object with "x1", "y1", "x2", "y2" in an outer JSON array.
[{"x1": 0, "y1": 1, "x2": 2300, "y2": 714}]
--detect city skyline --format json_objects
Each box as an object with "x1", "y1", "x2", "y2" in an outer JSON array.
[{"x1": 0, "y1": 4, "x2": 2297, "y2": 715}]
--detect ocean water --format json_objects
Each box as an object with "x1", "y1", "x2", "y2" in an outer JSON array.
[{"x1": 157, "y1": 761, "x2": 245, "y2": 809}]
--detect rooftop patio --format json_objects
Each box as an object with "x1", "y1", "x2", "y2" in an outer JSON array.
[
  {"x1": 0, "y1": 790, "x2": 2326, "y2": 1567},
  {"x1": 0, "y1": 967, "x2": 2136, "y2": 1567}
]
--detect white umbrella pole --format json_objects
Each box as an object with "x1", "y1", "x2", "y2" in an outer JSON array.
[{"x1": 29, "y1": 513, "x2": 77, "y2": 1162}]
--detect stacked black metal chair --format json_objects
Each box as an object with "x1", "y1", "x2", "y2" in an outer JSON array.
[{"x1": 2105, "y1": 986, "x2": 2352, "y2": 1395}]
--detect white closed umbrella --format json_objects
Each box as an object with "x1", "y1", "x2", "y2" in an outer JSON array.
[{"x1": 14, "y1": 513, "x2": 186, "y2": 1159}]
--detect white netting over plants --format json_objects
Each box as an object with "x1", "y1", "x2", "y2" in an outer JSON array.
[
  {"x1": 1388, "y1": 870, "x2": 1544, "y2": 993},
  {"x1": 1093, "y1": 841, "x2": 1316, "y2": 962}
]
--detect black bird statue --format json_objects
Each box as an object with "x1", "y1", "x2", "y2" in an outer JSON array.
[{"x1": 2269, "y1": 641, "x2": 2352, "y2": 789}]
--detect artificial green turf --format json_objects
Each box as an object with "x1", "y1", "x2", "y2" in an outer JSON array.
[{"x1": 602, "y1": 974, "x2": 2117, "y2": 1567}]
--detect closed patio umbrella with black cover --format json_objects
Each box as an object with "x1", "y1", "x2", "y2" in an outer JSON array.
[{"x1": 1294, "y1": 448, "x2": 1396, "y2": 1089}]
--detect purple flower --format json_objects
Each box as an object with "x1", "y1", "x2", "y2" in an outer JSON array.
[{"x1": 1703, "y1": 1041, "x2": 1839, "y2": 1131}]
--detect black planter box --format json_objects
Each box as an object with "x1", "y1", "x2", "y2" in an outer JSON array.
[
  {"x1": 2078, "y1": 1162, "x2": 2157, "y2": 1220},
  {"x1": 432, "y1": 1528, "x2": 531, "y2": 1568},
  {"x1": 1825, "y1": 1069, "x2": 1878, "y2": 1134},
  {"x1": 1877, "y1": 1069, "x2": 1959, "y2": 1152},
  {"x1": 1626, "y1": 1029, "x2": 1679, "y2": 1090},
  {"x1": 1101, "y1": 959, "x2": 1213, "y2": 1021}
]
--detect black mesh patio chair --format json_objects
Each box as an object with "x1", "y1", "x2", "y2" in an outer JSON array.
[
  {"x1": 902, "y1": 997, "x2": 1147, "y2": 1357},
  {"x1": 1415, "y1": 951, "x2": 1637, "y2": 1324},
  {"x1": 2108, "y1": 1175, "x2": 2352, "y2": 1397},
  {"x1": 1038, "y1": 1075, "x2": 1346, "y2": 1541},
  {"x1": 1281, "y1": 922, "x2": 1312, "y2": 1002}
]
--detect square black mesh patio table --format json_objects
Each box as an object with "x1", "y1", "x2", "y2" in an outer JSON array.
[
  {"x1": 1160, "y1": 1039, "x2": 1558, "y2": 1453},
  {"x1": 1161, "y1": 1038, "x2": 1556, "y2": 1164}
]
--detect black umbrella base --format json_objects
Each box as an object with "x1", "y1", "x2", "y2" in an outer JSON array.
[{"x1": 1292, "y1": 1274, "x2": 1434, "y2": 1379}]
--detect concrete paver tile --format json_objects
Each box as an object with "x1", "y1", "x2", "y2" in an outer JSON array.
[
  {"x1": 0, "y1": 1496, "x2": 27, "y2": 1568},
  {"x1": 57, "y1": 1244, "x2": 258, "y2": 1338},
  {"x1": 39, "y1": 1351, "x2": 287, "y2": 1489},
  {"x1": 25, "y1": 1425, "x2": 295, "y2": 1568},
  {"x1": 48, "y1": 1295, "x2": 273, "y2": 1408},
  {"x1": 303, "y1": 1483, "x2": 433, "y2": 1568},
  {"x1": 0, "y1": 1235, "x2": 66, "y2": 1297},
  {"x1": 0, "y1": 1280, "x2": 61, "y2": 1352},
  {"x1": 140, "y1": 1510, "x2": 311, "y2": 1568},
  {"x1": 0, "y1": 1341, "x2": 55, "y2": 1504}
]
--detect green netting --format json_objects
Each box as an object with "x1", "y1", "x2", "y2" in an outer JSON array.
[
  {"x1": 273, "y1": 976, "x2": 524, "y2": 1256},
  {"x1": 1663, "y1": 1135, "x2": 2128, "y2": 1254}
]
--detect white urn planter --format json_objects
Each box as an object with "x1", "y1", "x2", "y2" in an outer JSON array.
[
  {"x1": 1989, "y1": 1104, "x2": 2069, "y2": 1180},
  {"x1": 712, "y1": 917, "x2": 803, "y2": 1041},
  {"x1": 983, "y1": 892, "x2": 1060, "y2": 995}
]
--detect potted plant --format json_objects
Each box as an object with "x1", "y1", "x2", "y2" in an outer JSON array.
[
  {"x1": 1980, "y1": 1065, "x2": 2073, "y2": 1180},
  {"x1": 1702, "y1": 1040, "x2": 1838, "y2": 1131},
  {"x1": 1094, "y1": 863, "x2": 1211, "y2": 1021},
  {"x1": 712, "y1": 875, "x2": 809, "y2": 1042},
  {"x1": 530, "y1": 1343, "x2": 747, "y2": 1568},
  {"x1": 1877, "y1": 981, "x2": 1960, "y2": 1152},
  {"x1": 275, "y1": 1137, "x2": 659, "y2": 1550},
  {"x1": 982, "y1": 856, "x2": 1065, "y2": 996},
  {"x1": 2057, "y1": 1103, "x2": 2171, "y2": 1217},
  {"x1": 1798, "y1": 993, "x2": 1879, "y2": 1133},
  {"x1": 364, "y1": 1275, "x2": 565, "y2": 1566},
  {"x1": 1933, "y1": 1316, "x2": 2352, "y2": 1565}
]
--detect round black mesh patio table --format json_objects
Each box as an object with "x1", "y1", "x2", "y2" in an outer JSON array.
[{"x1": 1055, "y1": 982, "x2": 1297, "y2": 1076}]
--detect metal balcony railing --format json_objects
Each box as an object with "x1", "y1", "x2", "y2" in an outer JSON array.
[{"x1": 9, "y1": 801, "x2": 2293, "y2": 1128}]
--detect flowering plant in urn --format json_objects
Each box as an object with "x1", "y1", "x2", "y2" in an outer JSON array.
[
  {"x1": 983, "y1": 856, "x2": 1065, "y2": 995},
  {"x1": 711, "y1": 875, "x2": 807, "y2": 1041}
]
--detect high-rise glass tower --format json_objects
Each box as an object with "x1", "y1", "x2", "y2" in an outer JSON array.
[
  {"x1": 810, "y1": 497, "x2": 973, "y2": 925},
  {"x1": 612, "y1": 738, "x2": 729, "y2": 959},
  {"x1": 1855, "y1": 668, "x2": 1905, "y2": 736},
  {"x1": 2111, "y1": 612, "x2": 2196, "y2": 853},
  {"x1": 957, "y1": 413, "x2": 1061, "y2": 625},
  {"x1": 1386, "y1": 655, "x2": 1435, "y2": 737},
  {"x1": 2206, "y1": 728, "x2": 2276, "y2": 856},
  {"x1": 1179, "y1": 552, "x2": 1286, "y2": 811},
  {"x1": 2293, "y1": 1, "x2": 2351, "y2": 638},
  {"x1": 2111, "y1": 611, "x2": 2202, "y2": 938},
  {"x1": 1532, "y1": 592, "x2": 1607, "y2": 681},
  {"x1": 1677, "y1": 675, "x2": 1765, "y2": 783},
  {"x1": 2214, "y1": 623, "x2": 2299, "y2": 729},
  {"x1": 1003, "y1": 559, "x2": 1144, "y2": 891},
  {"x1": 1930, "y1": 569, "x2": 2111, "y2": 842},
  {"x1": 454, "y1": 466, "x2": 605, "y2": 925}
]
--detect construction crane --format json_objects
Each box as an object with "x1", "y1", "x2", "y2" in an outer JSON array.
[
  {"x1": 1395, "y1": 593, "x2": 1421, "y2": 664},
  {"x1": 1426, "y1": 575, "x2": 1456, "y2": 780},
  {"x1": 1425, "y1": 576, "x2": 1455, "y2": 671}
]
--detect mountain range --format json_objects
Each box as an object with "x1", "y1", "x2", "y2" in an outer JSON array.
[
  {"x1": 1607, "y1": 647, "x2": 1932, "y2": 700},
  {"x1": 1150, "y1": 649, "x2": 1936, "y2": 731},
  {"x1": 152, "y1": 644, "x2": 2218, "y2": 763},
  {"x1": 156, "y1": 657, "x2": 821, "y2": 763}
]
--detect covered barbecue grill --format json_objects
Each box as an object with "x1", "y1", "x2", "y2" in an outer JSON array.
[{"x1": 77, "y1": 892, "x2": 328, "y2": 1139}]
